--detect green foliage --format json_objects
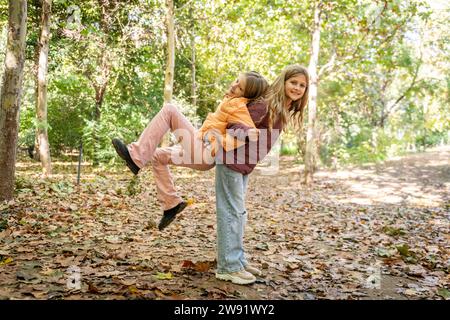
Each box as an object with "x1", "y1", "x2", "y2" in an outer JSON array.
[
  {"x1": 281, "y1": 144, "x2": 299, "y2": 156},
  {"x1": 280, "y1": 129, "x2": 300, "y2": 156}
]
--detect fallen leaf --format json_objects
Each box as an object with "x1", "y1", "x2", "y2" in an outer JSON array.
[
  {"x1": 194, "y1": 262, "x2": 213, "y2": 272},
  {"x1": 286, "y1": 263, "x2": 300, "y2": 271},
  {"x1": 16, "y1": 270, "x2": 38, "y2": 281},
  {"x1": 181, "y1": 260, "x2": 214, "y2": 272},
  {"x1": 87, "y1": 282, "x2": 101, "y2": 294},
  {"x1": 405, "y1": 265, "x2": 427, "y2": 277},
  {"x1": 31, "y1": 291, "x2": 48, "y2": 299},
  {"x1": 55, "y1": 255, "x2": 75, "y2": 267},
  {"x1": 437, "y1": 288, "x2": 450, "y2": 300},
  {"x1": 0, "y1": 257, "x2": 13, "y2": 266},
  {"x1": 120, "y1": 279, "x2": 136, "y2": 286},
  {"x1": 375, "y1": 247, "x2": 393, "y2": 257},
  {"x1": 382, "y1": 226, "x2": 405, "y2": 236},
  {"x1": 96, "y1": 271, "x2": 124, "y2": 278},
  {"x1": 154, "y1": 272, "x2": 173, "y2": 280},
  {"x1": 255, "y1": 243, "x2": 269, "y2": 251},
  {"x1": 0, "y1": 229, "x2": 12, "y2": 239},
  {"x1": 182, "y1": 260, "x2": 196, "y2": 269}
]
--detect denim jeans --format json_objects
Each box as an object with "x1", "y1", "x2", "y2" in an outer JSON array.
[{"x1": 215, "y1": 164, "x2": 249, "y2": 273}]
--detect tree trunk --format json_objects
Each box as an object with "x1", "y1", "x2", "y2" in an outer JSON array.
[
  {"x1": 161, "y1": 0, "x2": 175, "y2": 147},
  {"x1": 35, "y1": 0, "x2": 52, "y2": 176},
  {"x1": 31, "y1": 0, "x2": 41, "y2": 161},
  {"x1": 164, "y1": 0, "x2": 175, "y2": 104},
  {"x1": 89, "y1": 2, "x2": 112, "y2": 165},
  {"x1": 191, "y1": 28, "x2": 197, "y2": 108},
  {"x1": 304, "y1": 1, "x2": 322, "y2": 186},
  {"x1": 0, "y1": 0, "x2": 27, "y2": 201},
  {"x1": 92, "y1": 85, "x2": 105, "y2": 166},
  {"x1": 379, "y1": 103, "x2": 386, "y2": 128}
]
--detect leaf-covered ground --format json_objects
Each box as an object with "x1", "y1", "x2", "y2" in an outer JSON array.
[{"x1": 0, "y1": 147, "x2": 449, "y2": 300}]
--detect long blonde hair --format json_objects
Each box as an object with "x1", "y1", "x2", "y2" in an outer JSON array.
[{"x1": 266, "y1": 65, "x2": 309, "y2": 130}]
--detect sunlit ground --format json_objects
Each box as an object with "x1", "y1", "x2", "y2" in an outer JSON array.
[{"x1": 278, "y1": 145, "x2": 449, "y2": 208}]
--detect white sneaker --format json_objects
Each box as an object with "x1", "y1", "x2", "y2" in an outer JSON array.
[
  {"x1": 216, "y1": 270, "x2": 256, "y2": 285},
  {"x1": 245, "y1": 264, "x2": 262, "y2": 277}
]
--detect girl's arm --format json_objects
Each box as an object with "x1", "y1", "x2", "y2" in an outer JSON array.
[
  {"x1": 225, "y1": 123, "x2": 251, "y2": 141},
  {"x1": 226, "y1": 101, "x2": 268, "y2": 140}
]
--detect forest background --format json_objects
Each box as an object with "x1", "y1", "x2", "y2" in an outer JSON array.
[{"x1": 1, "y1": 0, "x2": 448, "y2": 173}]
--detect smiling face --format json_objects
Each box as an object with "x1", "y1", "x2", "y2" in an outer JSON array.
[
  {"x1": 226, "y1": 74, "x2": 247, "y2": 98},
  {"x1": 284, "y1": 74, "x2": 307, "y2": 107}
]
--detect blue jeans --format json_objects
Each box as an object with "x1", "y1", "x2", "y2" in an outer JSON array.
[{"x1": 215, "y1": 164, "x2": 249, "y2": 273}]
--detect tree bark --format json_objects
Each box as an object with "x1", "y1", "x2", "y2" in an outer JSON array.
[
  {"x1": 32, "y1": 0, "x2": 41, "y2": 162},
  {"x1": 35, "y1": 0, "x2": 52, "y2": 176},
  {"x1": 161, "y1": 0, "x2": 175, "y2": 147},
  {"x1": 191, "y1": 28, "x2": 197, "y2": 108},
  {"x1": 0, "y1": 0, "x2": 27, "y2": 201},
  {"x1": 164, "y1": 0, "x2": 175, "y2": 104},
  {"x1": 92, "y1": 81, "x2": 107, "y2": 166},
  {"x1": 304, "y1": 1, "x2": 322, "y2": 186}
]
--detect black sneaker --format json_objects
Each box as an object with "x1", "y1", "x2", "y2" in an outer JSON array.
[
  {"x1": 158, "y1": 201, "x2": 188, "y2": 231},
  {"x1": 112, "y1": 138, "x2": 140, "y2": 175}
]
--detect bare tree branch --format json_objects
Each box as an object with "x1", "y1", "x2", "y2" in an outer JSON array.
[{"x1": 318, "y1": 49, "x2": 336, "y2": 78}]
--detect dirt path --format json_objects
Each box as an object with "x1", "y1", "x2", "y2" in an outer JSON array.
[
  {"x1": 1, "y1": 147, "x2": 448, "y2": 300},
  {"x1": 312, "y1": 145, "x2": 449, "y2": 208}
]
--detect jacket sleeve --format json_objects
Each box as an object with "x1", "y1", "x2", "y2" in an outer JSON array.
[
  {"x1": 225, "y1": 124, "x2": 251, "y2": 141},
  {"x1": 226, "y1": 101, "x2": 267, "y2": 139}
]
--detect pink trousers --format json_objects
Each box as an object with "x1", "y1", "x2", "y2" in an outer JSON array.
[{"x1": 128, "y1": 103, "x2": 215, "y2": 210}]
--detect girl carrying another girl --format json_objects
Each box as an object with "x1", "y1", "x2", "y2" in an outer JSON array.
[
  {"x1": 214, "y1": 64, "x2": 309, "y2": 285},
  {"x1": 112, "y1": 71, "x2": 268, "y2": 230}
]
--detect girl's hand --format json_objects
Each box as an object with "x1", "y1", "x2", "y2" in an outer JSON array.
[{"x1": 248, "y1": 128, "x2": 259, "y2": 141}]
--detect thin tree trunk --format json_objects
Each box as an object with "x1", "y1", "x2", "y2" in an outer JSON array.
[
  {"x1": 32, "y1": 0, "x2": 41, "y2": 162},
  {"x1": 304, "y1": 1, "x2": 322, "y2": 186},
  {"x1": 89, "y1": 2, "x2": 112, "y2": 165},
  {"x1": 191, "y1": 28, "x2": 197, "y2": 108},
  {"x1": 161, "y1": 0, "x2": 175, "y2": 147},
  {"x1": 35, "y1": 0, "x2": 52, "y2": 176},
  {"x1": 92, "y1": 85, "x2": 105, "y2": 166},
  {"x1": 379, "y1": 103, "x2": 386, "y2": 128},
  {"x1": 164, "y1": 0, "x2": 175, "y2": 104},
  {"x1": 0, "y1": 0, "x2": 27, "y2": 201}
]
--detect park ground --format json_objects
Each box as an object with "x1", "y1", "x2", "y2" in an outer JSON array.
[{"x1": 0, "y1": 146, "x2": 449, "y2": 300}]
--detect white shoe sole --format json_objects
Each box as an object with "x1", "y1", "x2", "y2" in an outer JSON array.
[{"x1": 215, "y1": 273, "x2": 256, "y2": 285}]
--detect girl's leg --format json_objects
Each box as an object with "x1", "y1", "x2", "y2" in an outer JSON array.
[
  {"x1": 238, "y1": 174, "x2": 249, "y2": 267},
  {"x1": 128, "y1": 103, "x2": 196, "y2": 168},
  {"x1": 151, "y1": 146, "x2": 214, "y2": 211},
  {"x1": 215, "y1": 164, "x2": 248, "y2": 274}
]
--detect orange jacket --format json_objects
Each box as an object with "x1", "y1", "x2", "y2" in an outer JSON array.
[{"x1": 197, "y1": 97, "x2": 256, "y2": 154}]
